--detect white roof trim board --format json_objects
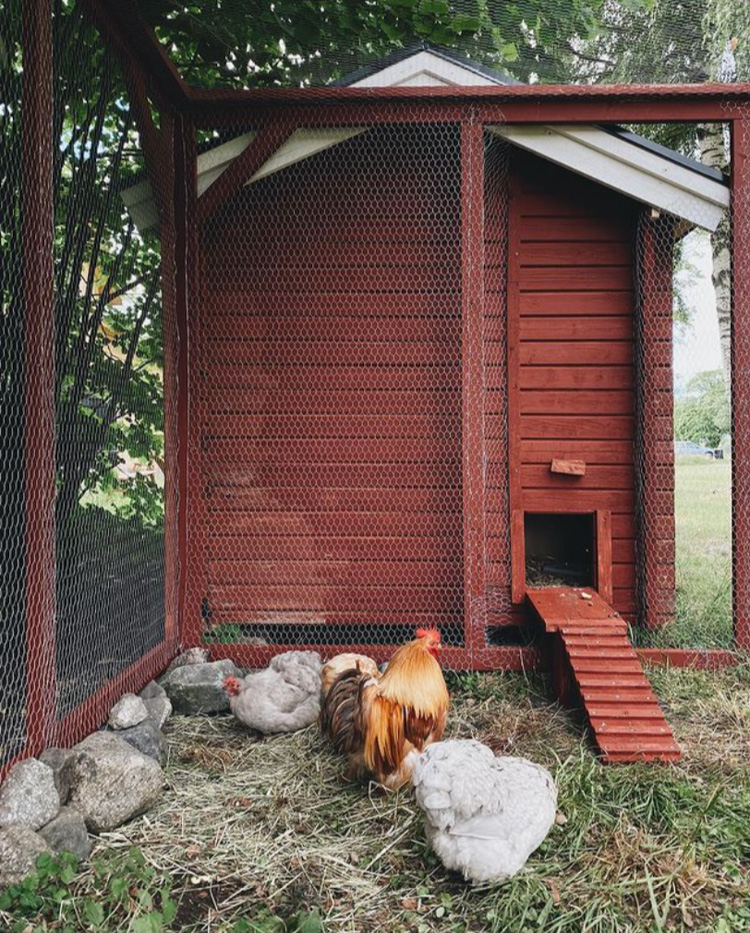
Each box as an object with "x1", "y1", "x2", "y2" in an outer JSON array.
[
  {"x1": 489, "y1": 124, "x2": 729, "y2": 232},
  {"x1": 351, "y1": 49, "x2": 499, "y2": 88},
  {"x1": 121, "y1": 48, "x2": 728, "y2": 233}
]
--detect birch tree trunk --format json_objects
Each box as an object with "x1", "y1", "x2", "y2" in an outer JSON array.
[{"x1": 697, "y1": 120, "x2": 732, "y2": 384}]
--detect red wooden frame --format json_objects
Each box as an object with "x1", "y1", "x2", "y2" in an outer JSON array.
[
  {"x1": 731, "y1": 116, "x2": 750, "y2": 653},
  {"x1": 461, "y1": 120, "x2": 488, "y2": 653},
  {"x1": 13, "y1": 12, "x2": 750, "y2": 778},
  {"x1": 22, "y1": 0, "x2": 57, "y2": 753}
]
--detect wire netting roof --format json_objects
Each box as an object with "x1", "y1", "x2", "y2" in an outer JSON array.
[{"x1": 132, "y1": 0, "x2": 747, "y2": 89}]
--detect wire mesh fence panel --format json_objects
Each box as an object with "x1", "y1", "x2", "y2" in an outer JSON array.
[
  {"x1": 0, "y1": 0, "x2": 180, "y2": 773},
  {"x1": 0, "y1": 0, "x2": 50, "y2": 767},
  {"x1": 181, "y1": 102, "x2": 742, "y2": 666},
  {"x1": 629, "y1": 124, "x2": 734, "y2": 651},
  {"x1": 51, "y1": 5, "x2": 181, "y2": 743},
  {"x1": 191, "y1": 118, "x2": 472, "y2": 662}
]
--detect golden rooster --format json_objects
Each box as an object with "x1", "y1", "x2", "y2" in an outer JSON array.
[{"x1": 320, "y1": 628, "x2": 450, "y2": 789}]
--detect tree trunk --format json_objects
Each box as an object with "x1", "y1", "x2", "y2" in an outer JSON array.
[{"x1": 697, "y1": 121, "x2": 732, "y2": 385}]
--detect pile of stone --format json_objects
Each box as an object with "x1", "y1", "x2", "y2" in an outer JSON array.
[{"x1": 0, "y1": 679, "x2": 171, "y2": 889}]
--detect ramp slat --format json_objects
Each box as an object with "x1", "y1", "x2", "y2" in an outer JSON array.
[{"x1": 527, "y1": 586, "x2": 680, "y2": 763}]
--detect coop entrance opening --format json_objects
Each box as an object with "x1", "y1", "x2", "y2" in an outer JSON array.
[{"x1": 525, "y1": 513, "x2": 596, "y2": 588}]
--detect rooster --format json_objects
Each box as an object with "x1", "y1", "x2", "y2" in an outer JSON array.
[{"x1": 320, "y1": 628, "x2": 450, "y2": 789}]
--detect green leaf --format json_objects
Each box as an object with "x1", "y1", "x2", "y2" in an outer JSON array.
[
  {"x1": 161, "y1": 893, "x2": 177, "y2": 925},
  {"x1": 418, "y1": 0, "x2": 450, "y2": 15},
  {"x1": 133, "y1": 914, "x2": 164, "y2": 933},
  {"x1": 83, "y1": 899, "x2": 105, "y2": 927},
  {"x1": 450, "y1": 14, "x2": 482, "y2": 33},
  {"x1": 501, "y1": 42, "x2": 519, "y2": 62},
  {"x1": 294, "y1": 909, "x2": 324, "y2": 933}
]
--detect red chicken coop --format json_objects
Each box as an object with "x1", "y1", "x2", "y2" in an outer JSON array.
[{"x1": 4, "y1": 0, "x2": 750, "y2": 772}]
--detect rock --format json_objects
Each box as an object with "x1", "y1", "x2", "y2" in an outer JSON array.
[
  {"x1": 0, "y1": 759, "x2": 60, "y2": 830},
  {"x1": 161, "y1": 647, "x2": 210, "y2": 680},
  {"x1": 69, "y1": 733, "x2": 164, "y2": 833},
  {"x1": 163, "y1": 659, "x2": 241, "y2": 715},
  {"x1": 38, "y1": 806, "x2": 92, "y2": 861},
  {"x1": 39, "y1": 748, "x2": 77, "y2": 805},
  {"x1": 143, "y1": 694, "x2": 172, "y2": 729},
  {"x1": 139, "y1": 680, "x2": 168, "y2": 701},
  {"x1": 116, "y1": 719, "x2": 167, "y2": 764},
  {"x1": 0, "y1": 826, "x2": 53, "y2": 888},
  {"x1": 412, "y1": 740, "x2": 557, "y2": 884},
  {"x1": 108, "y1": 694, "x2": 149, "y2": 730}
]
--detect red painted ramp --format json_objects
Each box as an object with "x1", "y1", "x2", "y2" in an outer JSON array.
[{"x1": 527, "y1": 587, "x2": 681, "y2": 764}]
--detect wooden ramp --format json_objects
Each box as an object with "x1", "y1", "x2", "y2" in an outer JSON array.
[{"x1": 527, "y1": 587, "x2": 681, "y2": 764}]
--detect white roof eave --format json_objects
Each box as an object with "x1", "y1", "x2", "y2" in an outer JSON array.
[
  {"x1": 120, "y1": 49, "x2": 729, "y2": 234},
  {"x1": 488, "y1": 123, "x2": 729, "y2": 232}
]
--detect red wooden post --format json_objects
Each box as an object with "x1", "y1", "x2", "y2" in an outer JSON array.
[
  {"x1": 636, "y1": 214, "x2": 676, "y2": 629},
  {"x1": 461, "y1": 119, "x2": 488, "y2": 657},
  {"x1": 506, "y1": 176, "x2": 524, "y2": 604},
  {"x1": 22, "y1": 0, "x2": 57, "y2": 751},
  {"x1": 731, "y1": 116, "x2": 750, "y2": 652},
  {"x1": 179, "y1": 115, "x2": 206, "y2": 648}
]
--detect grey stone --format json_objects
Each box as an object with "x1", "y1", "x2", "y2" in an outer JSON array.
[
  {"x1": 39, "y1": 748, "x2": 77, "y2": 805},
  {"x1": 69, "y1": 732, "x2": 164, "y2": 833},
  {"x1": 116, "y1": 719, "x2": 167, "y2": 764},
  {"x1": 38, "y1": 806, "x2": 92, "y2": 861},
  {"x1": 412, "y1": 740, "x2": 557, "y2": 884},
  {"x1": 161, "y1": 647, "x2": 210, "y2": 679},
  {"x1": 0, "y1": 825, "x2": 53, "y2": 888},
  {"x1": 108, "y1": 693, "x2": 149, "y2": 730},
  {"x1": 163, "y1": 659, "x2": 241, "y2": 714},
  {"x1": 0, "y1": 759, "x2": 59, "y2": 830},
  {"x1": 139, "y1": 680, "x2": 168, "y2": 701},
  {"x1": 143, "y1": 694, "x2": 172, "y2": 729}
]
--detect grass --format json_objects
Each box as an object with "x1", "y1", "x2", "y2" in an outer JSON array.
[
  {"x1": 5, "y1": 667, "x2": 750, "y2": 933},
  {"x1": 635, "y1": 456, "x2": 733, "y2": 650}
]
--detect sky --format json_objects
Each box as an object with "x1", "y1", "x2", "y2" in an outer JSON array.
[{"x1": 673, "y1": 230, "x2": 724, "y2": 381}]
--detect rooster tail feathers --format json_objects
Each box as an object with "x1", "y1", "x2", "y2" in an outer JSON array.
[{"x1": 363, "y1": 696, "x2": 407, "y2": 777}]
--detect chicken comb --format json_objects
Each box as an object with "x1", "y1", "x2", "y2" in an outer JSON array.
[{"x1": 416, "y1": 627, "x2": 441, "y2": 641}]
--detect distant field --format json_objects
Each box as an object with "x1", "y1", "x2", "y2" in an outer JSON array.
[{"x1": 637, "y1": 456, "x2": 733, "y2": 649}]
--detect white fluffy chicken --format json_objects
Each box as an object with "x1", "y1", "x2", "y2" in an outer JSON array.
[
  {"x1": 320, "y1": 652, "x2": 380, "y2": 697},
  {"x1": 412, "y1": 739, "x2": 557, "y2": 883},
  {"x1": 223, "y1": 650, "x2": 321, "y2": 734}
]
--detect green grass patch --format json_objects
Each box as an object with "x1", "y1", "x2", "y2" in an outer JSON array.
[
  {"x1": 5, "y1": 668, "x2": 750, "y2": 932},
  {"x1": 636, "y1": 457, "x2": 733, "y2": 649}
]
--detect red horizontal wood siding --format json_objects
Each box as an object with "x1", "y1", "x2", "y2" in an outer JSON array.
[
  {"x1": 199, "y1": 126, "x2": 465, "y2": 631},
  {"x1": 507, "y1": 153, "x2": 640, "y2": 620}
]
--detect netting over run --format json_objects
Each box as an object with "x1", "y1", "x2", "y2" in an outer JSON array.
[
  {"x1": 0, "y1": 0, "x2": 179, "y2": 770},
  {"x1": 133, "y1": 0, "x2": 748, "y2": 89}
]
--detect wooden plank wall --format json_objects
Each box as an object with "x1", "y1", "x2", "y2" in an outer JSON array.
[
  {"x1": 198, "y1": 125, "x2": 465, "y2": 631},
  {"x1": 506, "y1": 153, "x2": 641, "y2": 620}
]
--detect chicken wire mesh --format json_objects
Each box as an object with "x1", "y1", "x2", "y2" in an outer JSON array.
[
  {"x1": 184, "y1": 105, "x2": 735, "y2": 665},
  {"x1": 127, "y1": 0, "x2": 747, "y2": 90},
  {"x1": 192, "y1": 119, "x2": 473, "y2": 657},
  {"x1": 3, "y1": 0, "x2": 750, "y2": 774},
  {"x1": 0, "y1": 0, "x2": 179, "y2": 772}
]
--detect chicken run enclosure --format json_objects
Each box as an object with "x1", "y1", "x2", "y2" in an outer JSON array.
[{"x1": 4, "y1": 0, "x2": 750, "y2": 773}]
